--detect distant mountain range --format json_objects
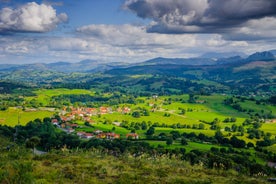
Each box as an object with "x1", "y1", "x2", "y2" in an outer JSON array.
[
  {"x1": 200, "y1": 51, "x2": 247, "y2": 59},
  {"x1": 0, "y1": 50, "x2": 275, "y2": 73},
  {"x1": 0, "y1": 59, "x2": 125, "y2": 73},
  {"x1": 140, "y1": 51, "x2": 275, "y2": 66}
]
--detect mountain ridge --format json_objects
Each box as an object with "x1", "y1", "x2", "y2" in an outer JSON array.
[{"x1": 0, "y1": 51, "x2": 275, "y2": 73}]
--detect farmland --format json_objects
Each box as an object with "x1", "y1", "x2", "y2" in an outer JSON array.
[
  {"x1": 1, "y1": 88, "x2": 275, "y2": 147},
  {"x1": 0, "y1": 75, "x2": 276, "y2": 183},
  {"x1": 0, "y1": 107, "x2": 54, "y2": 126}
]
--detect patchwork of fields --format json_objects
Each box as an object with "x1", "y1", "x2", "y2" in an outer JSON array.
[{"x1": 1, "y1": 89, "x2": 275, "y2": 149}]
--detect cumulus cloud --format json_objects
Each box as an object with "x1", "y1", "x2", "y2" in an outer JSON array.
[
  {"x1": 75, "y1": 24, "x2": 262, "y2": 61},
  {"x1": 124, "y1": 0, "x2": 276, "y2": 39},
  {"x1": 223, "y1": 17, "x2": 276, "y2": 41},
  {"x1": 76, "y1": 24, "x2": 197, "y2": 48},
  {"x1": 0, "y1": 24, "x2": 274, "y2": 64},
  {"x1": 0, "y1": 2, "x2": 67, "y2": 33}
]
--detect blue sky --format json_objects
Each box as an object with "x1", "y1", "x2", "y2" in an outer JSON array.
[{"x1": 0, "y1": 0, "x2": 275, "y2": 64}]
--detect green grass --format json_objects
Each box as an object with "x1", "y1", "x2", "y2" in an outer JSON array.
[
  {"x1": 34, "y1": 88, "x2": 94, "y2": 96},
  {"x1": 200, "y1": 95, "x2": 249, "y2": 118},
  {"x1": 95, "y1": 111, "x2": 201, "y2": 125},
  {"x1": 260, "y1": 122, "x2": 276, "y2": 136},
  {"x1": 267, "y1": 144, "x2": 276, "y2": 153},
  {"x1": 239, "y1": 100, "x2": 276, "y2": 115},
  {"x1": 9, "y1": 90, "x2": 275, "y2": 150},
  {"x1": 147, "y1": 140, "x2": 223, "y2": 152},
  {"x1": 154, "y1": 127, "x2": 215, "y2": 136},
  {"x1": 0, "y1": 108, "x2": 54, "y2": 126},
  {"x1": 0, "y1": 141, "x2": 268, "y2": 184},
  {"x1": 25, "y1": 88, "x2": 94, "y2": 105}
]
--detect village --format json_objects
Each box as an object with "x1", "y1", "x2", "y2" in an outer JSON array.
[{"x1": 51, "y1": 106, "x2": 139, "y2": 140}]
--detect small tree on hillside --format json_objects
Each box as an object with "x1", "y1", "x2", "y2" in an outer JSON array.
[
  {"x1": 146, "y1": 126, "x2": 155, "y2": 136},
  {"x1": 26, "y1": 136, "x2": 40, "y2": 155}
]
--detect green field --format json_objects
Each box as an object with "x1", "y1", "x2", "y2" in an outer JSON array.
[
  {"x1": 25, "y1": 88, "x2": 94, "y2": 105},
  {"x1": 1, "y1": 88, "x2": 275, "y2": 151},
  {"x1": 260, "y1": 122, "x2": 276, "y2": 135},
  {"x1": 147, "y1": 140, "x2": 223, "y2": 152},
  {"x1": 77, "y1": 122, "x2": 130, "y2": 136},
  {"x1": 0, "y1": 108, "x2": 54, "y2": 126},
  {"x1": 154, "y1": 127, "x2": 215, "y2": 136},
  {"x1": 200, "y1": 95, "x2": 250, "y2": 117},
  {"x1": 239, "y1": 100, "x2": 276, "y2": 114},
  {"x1": 267, "y1": 144, "x2": 276, "y2": 153}
]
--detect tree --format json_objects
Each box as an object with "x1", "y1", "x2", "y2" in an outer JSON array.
[
  {"x1": 132, "y1": 111, "x2": 140, "y2": 118},
  {"x1": 247, "y1": 142, "x2": 254, "y2": 148},
  {"x1": 143, "y1": 109, "x2": 150, "y2": 116},
  {"x1": 181, "y1": 138, "x2": 188, "y2": 145},
  {"x1": 141, "y1": 122, "x2": 148, "y2": 130},
  {"x1": 166, "y1": 138, "x2": 173, "y2": 145},
  {"x1": 198, "y1": 123, "x2": 205, "y2": 130},
  {"x1": 231, "y1": 124, "x2": 238, "y2": 132},
  {"x1": 26, "y1": 136, "x2": 40, "y2": 155},
  {"x1": 84, "y1": 121, "x2": 91, "y2": 127},
  {"x1": 188, "y1": 94, "x2": 196, "y2": 103},
  {"x1": 146, "y1": 126, "x2": 155, "y2": 136},
  {"x1": 179, "y1": 108, "x2": 186, "y2": 115},
  {"x1": 268, "y1": 95, "x2": 276, "y2": 104},
  {"x1": 215, "y1": 131, "x2": 224, "y2": 144},
  {"x1": 170, "y1": 131, "x2": 180, "y2": 140},
  {"x1": 230, "y1": 136, "x2": 246, "y2": 148}
]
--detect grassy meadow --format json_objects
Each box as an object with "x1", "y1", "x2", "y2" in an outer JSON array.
[
  {"x1": 25, "y1": 88, "x2": 95, "y2": 106},
  {"x1": 0, "y1": 107, "x2": 54, "y2": 126},
  {"x1": 147, "y1": 140, "x2": 223, "y2": 152}
]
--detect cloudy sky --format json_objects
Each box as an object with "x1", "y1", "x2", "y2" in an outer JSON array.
[{"x1": 0, "y1": 0, "x2": 275, "y2": 64}]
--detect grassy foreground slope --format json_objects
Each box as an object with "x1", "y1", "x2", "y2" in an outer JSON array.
[{"x1": 0, "y1": 139, "x2": 268, "y2": 184}]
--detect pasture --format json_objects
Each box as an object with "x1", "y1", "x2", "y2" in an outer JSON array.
[
  {"x1": 147, "y1": 140, "x2": 223, "y2": 152},
  {"x1": 260, "y1": 122, "x2": 276, "y2": 135},
  {"x1": 0, "y1": 107, "x2": 54, "y2": 126},
  {"x1": 25, "y1": 88, "x2": 94, "y2": 106}
]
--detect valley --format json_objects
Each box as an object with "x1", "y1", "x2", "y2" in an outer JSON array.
[{"x1": 0, "y1": 51, "x2": 276, "y2": 183}]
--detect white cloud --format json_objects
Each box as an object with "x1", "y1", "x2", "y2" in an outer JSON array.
[
  {"x1": 0, "y1": 24, "x2": 275, "y2": 64},
  {"x1": 224, "y1": 17, "x2": 276, "y2": 41},
  {"x1": 77, "y1": 24, "x2": 197, "y2": 48},
  {"x1": 0, "y1": 2, "x2": 67, "y2": 33},
  {"x1": 48, "y1": 38, "x2": 89, "y2": 51}
]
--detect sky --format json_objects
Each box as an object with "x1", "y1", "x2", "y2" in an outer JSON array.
[{"x1": 0, "y1": 0, "x2": 276, "y2": 64}]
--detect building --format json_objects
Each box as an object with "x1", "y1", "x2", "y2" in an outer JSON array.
[{"x1": 126, "y1": 133, "x2": 139, "y2": 139}]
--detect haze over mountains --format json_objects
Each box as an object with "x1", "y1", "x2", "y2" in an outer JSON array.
[{"x1": 0, "y1": 50, "x2": 275, "y2": 73}]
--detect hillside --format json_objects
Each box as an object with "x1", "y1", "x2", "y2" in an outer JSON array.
[
  {"x1": 0, "y1": 137, "x2": 268, "y2": 184},
  {"x1": 1, "y1": 49, "x2": 276, "y2": 183}
]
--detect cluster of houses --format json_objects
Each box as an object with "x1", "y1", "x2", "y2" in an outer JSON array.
[
  {"x1": 51, "y1": 117, "x2": 139, "y2": 140},
  {"x1": 50, "y1": 106, "x2": 136, "y2": 140},
  {"x1": 51, "y1": 119, "x2": 78, "y2": 133},
  {"x1": 76, "y1": 131, "x2": 139, "y2": 140},
  {"x1": 59, "y1": 106, "x2": 131, "y2": 123},
  {"x1": 76, "y1": 130, "x2": 121, "y2": 139}
]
